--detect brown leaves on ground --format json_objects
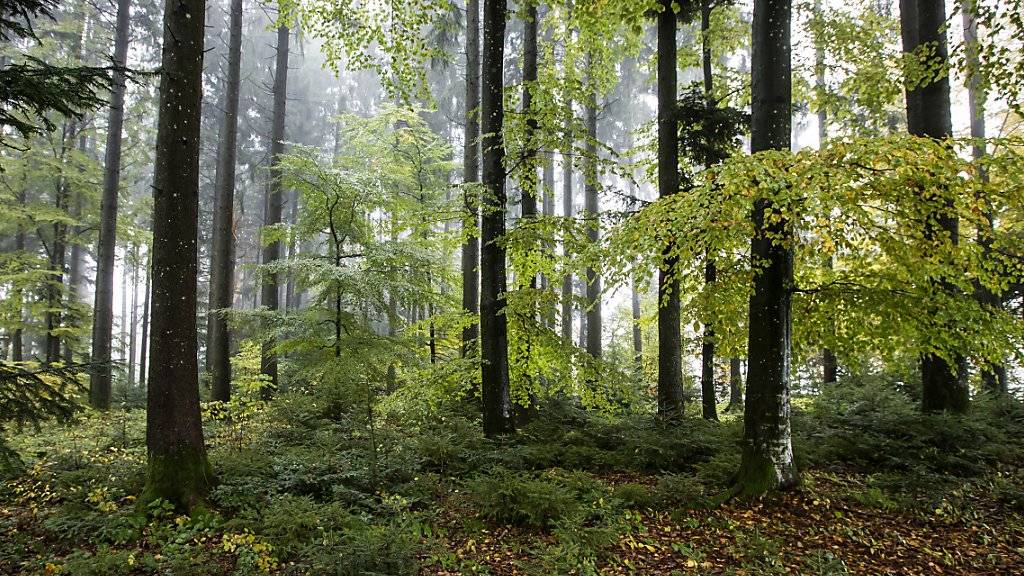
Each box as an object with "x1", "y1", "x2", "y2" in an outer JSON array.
[{"x1": 419, "y1": 471, "x2": 1024, "y2": 576}]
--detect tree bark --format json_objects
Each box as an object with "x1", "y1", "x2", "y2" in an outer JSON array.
[
  {"x1": 480, "y1": 0, "x2": 514, "y2": 437},
  {"x1": 462, "y1": 0, "x2": 481, "y2": 358},
  {"x1": 699, "y1": 0, "x2": 718, "y2": 421},
  {"x1": 128, "y1": 244, "x2": 139, "y2": 386},
  {"x1": 45, "y1": 123, "x2": 73, "y2": 365},
  {"x1": 816, "y1": 0, "x2": 837, "y2": 385},
  {"x1": 962, "y1": 0, "x2": 1006, "y2": 394},
  {"x1": 560, "y1": 128, "x2": 574, "y2": 343},
  {"x1": 90, "y1": 0, "x2": 131, "y2": 409},
  {"x1": 727, "y1": 357, "x2": 743, "y2": 411},
  {"x1": 656, "y1": 0, "x2": 684, "y2": 417},
  {"x1": 736, "y1": 0, "x2": 798, "y2": 496},
  {"x1": 583, "y1": 89, "x2": 601, "y2": 359},
  {"x1": 208, "y1": 0, "x2": 244, "y2": 402},
  {"x1": 65, "y1": 133, "x2": 88, "y2": 364},
  {"x1": 260, "y1": 23, "x2": 290, "y2": 392},
  {"x1": 906, "y1": 0, "x2": 969, "y2": 412},
  {"x1": 138, "y1": 247, "x2": 150, "y2": 389},
  {"x1": 141, "y1": 0, "x2": 212, "y2": 513}
]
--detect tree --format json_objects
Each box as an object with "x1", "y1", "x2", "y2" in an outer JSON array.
[
  {"x1": 656, "y1": 0, "x2": 684, "y2": 417},
  {"x1": 480, "y1": 0, "x2": 514, "y2": 436},
  {"x1": 699, "y1": 0, "x2": 717, "y2": 421},
  {"x1": 962, "y1": 0, "x2": 1006, "y2": 394},
  {"x1": 140, "y1": 0, "x2": 212, "y2": 512},
  {"x1": 904, "y1": 0, "x2": 968, "y2": 413},
  {"x1": 260, "y1": 22, "x2": 290, "y2": 393},
  {"x1": 208, "y1": 0, "x2": 244, "y2": 402},
  {"x1": 735, "y1": 0, "x2": 798, "y2": 496},
  {"x1": 89, "y1": 0, "x2": 131, "y2": 410},
  {"x1": 583, "y1": 72, "x2": 601, "y2": 360},
  {"x1": 462, "y1": 0, "x2": 481, "y2": 359}
]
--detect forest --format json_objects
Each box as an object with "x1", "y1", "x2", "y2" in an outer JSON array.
[{"x1": 1, "y1": 0, "x2": 1024, "y2": 573}]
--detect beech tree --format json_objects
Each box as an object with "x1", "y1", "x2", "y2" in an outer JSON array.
[{"x1": 735, "y1": 0, "x2": 797, "y2": 496}]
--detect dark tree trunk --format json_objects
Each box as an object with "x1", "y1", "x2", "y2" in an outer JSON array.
[
  {"x1": 65, "y1": 133, "x2": 88, "y2": 364},
  {"x1": 12, "y1": 205, "x2": 25, "y2": 361},
  {"x1": 736, "y1": 0, "x2": 798, "y2": 496},
  {"x1": 583, "y1": 81, "x2": 601, "y2": 359},
  {"x1": 699, "y1": 0, "x2": 718, "y2": 421},
  {"x1": 138, "y1": 248, "x2": 150, "y2": 389},
  {"x1": 260, "y1": 23, "x2": 290, "y2": 392},
  {"x1": 541, "y1": 150, "x2": 556, "y2": 328},
  {"x1": 906, "y1": 0, "x2": 968, "y2": 413},
  {"x1": 90, "y1": 0, "x2": 131, "y2": 409},
  {"x1": 898, "y1": 0, "x2": 922, "y2": 135},
  {"x1": 560, "y1": 129, "x2": 574, "y2": 343},
  {"x1": 141, "y1": 0, "x2": 212, "y2": 513},
  {"x1": 727, "y1": 357, "x2": 743, "y2": 410},
  {"x1": 128, "y1": 245, "x2": 139, "y2": 386},
  {"x1": 656, "y1": 0, "x2": 684, "y2": 417},
  {"x1": 480, "y1": 0, "x2": 514, "y2": 437},
  {"x1": 962, "y1": 0, "x2": 1006, "y2": 394},
  {"x1": 461, "y1": 0, "x2": 481, "y2": 358},
  {"x1": 45, "y1": 123, "x2": 73, "y2": 365},
  {"x1": 816, "y1": 0, "x2": 837, "y2": 385},
  {"x1": 208, "y1": 0, "x2": 243, "y2": 402},
  {"x1": 632, "y1": 274, "x2": 642, "y2": 370}
]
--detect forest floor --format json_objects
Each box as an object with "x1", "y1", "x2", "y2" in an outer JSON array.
[
  {"x1": 421, "y1": 470, "x2": 1024, "y2": 575},
  {"x1": 2, "y1": 383, "x2": 1023, "y2": 575}
]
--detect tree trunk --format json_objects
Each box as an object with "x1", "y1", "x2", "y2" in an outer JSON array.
[
  {"x1": 656, "y1": 0, "x2": 684, "y2": 417},
  {"x1": 141, "y1": 0, "x2": 212, "y2": 513},
  {"x1": 128, "y1": 245, "x2": 139, "y2": 386},
  {"x1": 260, "y1": 23, "x2": 290, "y2": 392},
  {"x1": 906, "y1": 0, "x2": 968, "y2": 413},
  {"x1": 583, "y1": 89, "x2": 601, "y2": 359},
  {"x1": 208, "y1": 0, "x2": 243, "y2": 402},
  {"x1": 560, "y1": 131, "x2": 574, "y2": 343},
  {"x1": 139, "y1": 247, "x2": 150, "y2": 389},
  {"x1": 45, "y1": 123, "x2": 73, "y2": 365},
  {"x1": 815, "y1": 0, "x2": 837, "y2": 385},
  {"x1": 461, "y1": 0, "x2": 481, "y2": 358},
  {"x1": 480, "y1": 0, "x2": 514, "y2": 437},
  {"x1": 736, "y1": 0, "x2": 798, "y2": 496},
  {"x1": 12, "y1": 201, "x2": 25, "y2": 362},
  {"x1": 962, "y1": 0, "x2": 1006, "y2": 394},
  {"x1": 699, "y1": 0, "x2": 718, "y2": 421},
  {"x1": 90, "y1": 0, "x2": 131, "y2": 409},
  {"x1": 65, "y1": 133, "x2": 88, "y2": 364},
  {"x1": 727, "y1": 357, "x2": 743, "y2": 410}
]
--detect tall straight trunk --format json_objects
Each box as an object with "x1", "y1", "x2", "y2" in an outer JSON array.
[
  {"x1": 139, "y1": 247, "x2": 150, "y2": 389},
  {"x1": 727, "y1": 357, "x2": 743, "y2": 410},
  {"x1": 285, "y1": 189, "x2": 298, "y2": 310},
  {"x1": 656, "y1": 0, "x2": 684, "y2": 417},
  {"x1": 583, "y1": 88, "x2": 601, "y2": 359},
  {"x1": 260, "y1": 24, "x2": 290, "y2": 391},
  {"x1": 699, "y1": 0, "x2": 718, "y2": 420},
  {"x1": 962, "y1": 0, "x2": 1005, "y2": 394},
  {"x1": 141, "y1": 0, "x2": 211, "y2": 513},
  {"x1": 907, "y1": 0, "x2": 968, "y2": 413},
  {"x1": 45, "y1": 123, "x2": 74, "y2": 365},
  {"x1": 631, "y1": 274, "x2": 642, "y2": 368},
  {"x1": 736, "y1": 0, "x2": 798, "y2": 496},
  {"x1": 899, "y1": 0, "x2": 923, "y2": 135},
  {"x1": 208, "y1": 0, "x2": 244, "y2": 402},
  {"x1": 128, "y1": 245, "x2": 139, "y2": 386},
  {"x1": 12, "y1": 203, "x2": 25, "y2": 361},
  {"x1": 480, "y1": 0, "x2": 514, "y2": 437},
  {"x1": 121, "y1": 253, "x2": 128, "y2": 365},
  {"x1": 815, "y1": 0, "x2": 838, "y2": 385},
  {"x1": 560, "y1": 136, "x2": 574, "y2": 342},
  {"x1": 521, "y1": 0, "x2": 539, "y2": 312},
  {"x1": 541, "y1": 150, "x2": 556, "y2": 328},
  {"x1": 90, "y1": 0, "x2": 131, "y2": 409},
  {"x1": 462, "y1": 0, "x2": 481, "y2": 358},
  {"x1": 65, "y1": 133, "x2": 88, "y2": 364}
]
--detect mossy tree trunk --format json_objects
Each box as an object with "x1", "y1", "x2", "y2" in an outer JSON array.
[
  {"x1": 735, "y1": 0, "x2": 798, "y2": 497},
  {"x1": 142, "y1": 0, "x2": 212, "y2": 514}
]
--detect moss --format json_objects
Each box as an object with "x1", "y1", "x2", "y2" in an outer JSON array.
[
  {"x1": 731, "y1": 446, "x2": 799, "y2": 499},
  {"x1": 138, "y1": 447, "x2": 215, "y2": 515}
]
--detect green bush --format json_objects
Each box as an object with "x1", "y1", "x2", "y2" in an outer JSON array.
[
  {"x1": 610, "y1": 482, "x2": 654, "y2": 510},
  {"x1": 652, "y1": 474, "x2": 708, "y2": 509},
  {"x1": 463, "y1": 468, "x2": 584, "y2": 528}
]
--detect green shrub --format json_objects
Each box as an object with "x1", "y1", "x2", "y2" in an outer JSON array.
[
  {"x1": 463, "y1": 468, "x2": 583, "y2": 528},
  {"x1": 610, "y1": 482, "x2": 654, "y2": 510},
  {"x1": 652, "y1": 474, "x2": 707, "y2": 509}
]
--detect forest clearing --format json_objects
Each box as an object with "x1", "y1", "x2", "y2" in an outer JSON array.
[{"x1": 2, "y1": 0, "x2": 1024, "y2": 574}]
